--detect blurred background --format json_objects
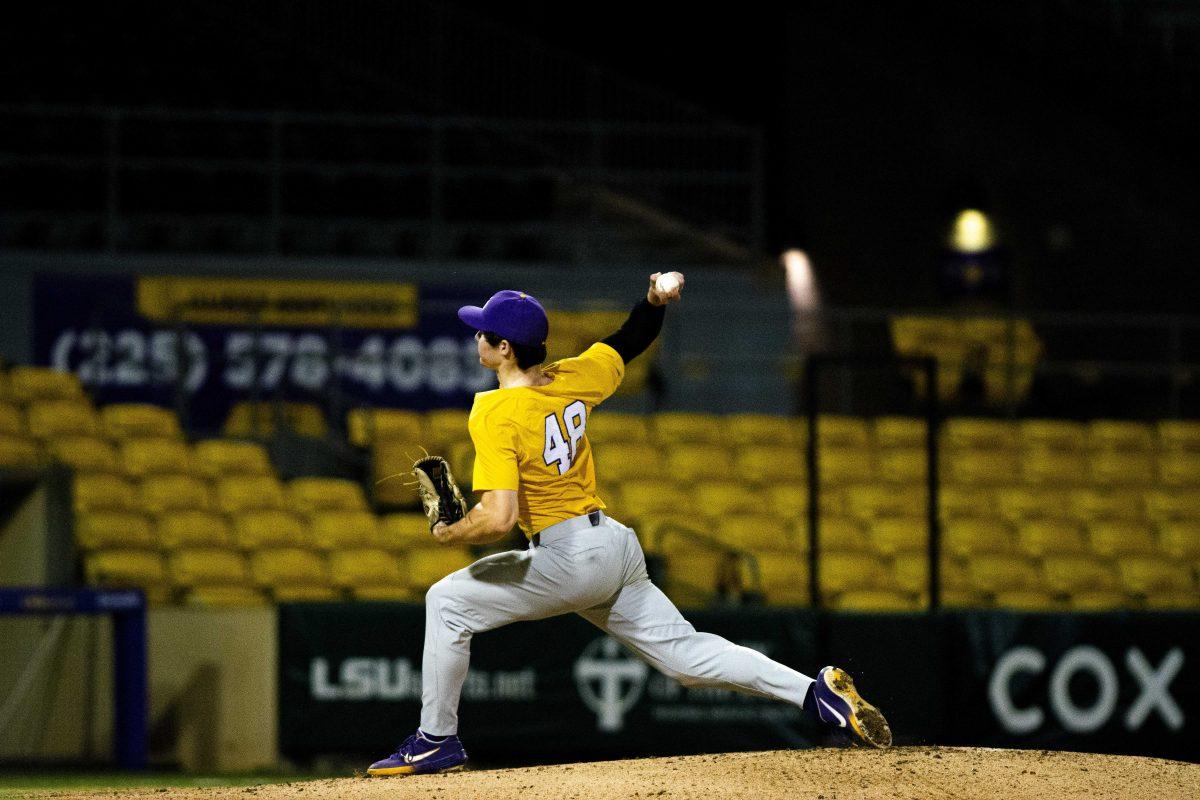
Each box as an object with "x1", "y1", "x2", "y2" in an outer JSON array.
[{"x1": 0, "y1": 0, "x2": 1197, "y2": 784}]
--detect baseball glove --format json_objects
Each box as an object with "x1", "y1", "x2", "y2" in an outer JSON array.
[{"x1": 413, "y1": 455, "x2": 468, "y2": 532}]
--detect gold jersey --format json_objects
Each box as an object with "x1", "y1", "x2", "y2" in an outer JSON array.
[{"x1": 469, "y1": 342, "x2": 624, "y2": 535}]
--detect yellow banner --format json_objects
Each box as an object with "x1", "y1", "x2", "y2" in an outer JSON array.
[{"x1": 136, "y1": 277, "x2": 418, "y2": 328}]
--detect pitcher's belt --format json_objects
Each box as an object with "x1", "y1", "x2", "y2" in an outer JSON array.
[{"x1": 531, "y1": 509, "x2": 604, "y2": 546}]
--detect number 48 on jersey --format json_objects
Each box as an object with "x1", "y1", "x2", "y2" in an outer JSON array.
[{"x1": 543, "y1": 400, "x2": 587, "y2": 475}]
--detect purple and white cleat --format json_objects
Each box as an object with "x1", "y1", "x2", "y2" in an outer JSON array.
[
  {"x1": 810, "y1": 666, "x2": 892, "y2": 748},
  {"x1": 367, "y1": 729, "x2": 468, "y2": 776}
]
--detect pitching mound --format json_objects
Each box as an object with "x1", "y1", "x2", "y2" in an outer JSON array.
[{"x1": 37, "y1": 747, "x2": 1200, "y2": 800}]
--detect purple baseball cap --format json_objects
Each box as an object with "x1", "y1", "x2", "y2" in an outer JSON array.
[{"x1": 458, "y1": 290, "x2": 549, "y2": 346}]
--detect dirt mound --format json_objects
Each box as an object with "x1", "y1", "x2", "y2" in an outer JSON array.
[{"x1": 35, "y1": 747, "x2": 1200, "y2": 800}]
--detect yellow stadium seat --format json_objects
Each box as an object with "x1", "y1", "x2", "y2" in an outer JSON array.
[
  {"x1": 993, "y1": 487, "x2": 1072, "y2": 523},
  {"x1": 665, "y1": 443, "x2": 733, "y2": 482},
  {"x1": 694, "y1": 480, "x2": 762, "y2": 517},
  {"x1": 1158, "y1": 521, "x2": 1200, "y2": 560},
  {"x1": 1143, "y1": 489, "x2": 1200, "y2": 522},
  {"x1": 447, "y1": 440, "x2": 475, "y2": 490},
  {"x1": 1087, "y1": 521, "x2": 1158, "y2": 558},
  {"x1": 943, "y1": 518, "x2": 1014, "y2": 557},
  {"x1": 819, "y1": 553, "x2": 891, "y2": 598},
  {"x1": 1158, "y1": 452, "x2": 1200, "y2": 487},
  {"x1": 1021, "y1": 448, "x2": 1087, "y2": 485},
  {"x1": 288, "y1": 477, "x2": 368, "y2": 514},
  {"x1": 734, "y1": 445, "x2": 805, "y2": 484},
  {"x1": 141, "y1": 475, "x2": 214, "y2": 515},
  {"x1": 1118, "y1": 558, "x2": 1194, "y2": 595},
  {"x1": 185, "y1": 586, "x2": 268, "y2": 607},
  {"x1": 119, "y1": 437, "x2": 195, "y2": 478},
  {"x1": 940, "y1": 486, "x2": 995, "y2": 521},
  {"x1": 46, "y1": 436, "x2": 119, "y2": 472},
  {"x1": 100, "y1": 403, "x2": 182, "y2": 440},
  {"x1": 156, "y1": 511, "x2": 233, "y2": 549},
  {"x1": 816, "y1": 516, "x2": 870, "y2": 553},
  {"x1": 763, "y1": 484, "x2": 814, "y2": 519},
  {"x1": 937, "y1": 589, "x2": 988, "y2": 608},
  {"x1": 1087, "y1": 420, "x2": 1154, "y2": 452},
  {"x1": 85, "y1": 550, "x2": 167, "y2": 590},
  {"x1": 653, "y1": 412, "x2": 723, "y2": 445},
  {"x1": 1069, "y1": 488, "x2": 1144, "y2": 522},
  {"x1": 9, "y1": 367, "x2": 83, "y2": 404},
  {"x1": 371, "y1": 440, "x2": 421, "y2": 506},
  {"x1": 816, "y1": 416, "x2": 870, "y2": 449},
  {"x1": 0, "y1": 433, "x2": 47, "y2": 467},
  {"x1": 169, "y1": 548, "x2": 250, "y2": 587},
  {"x1": 889, "y1": 316, "x2": 965, "y2": 401},
  {"x1": 223, "y1": 401, "x2": 328, "y2": 439},
  {"x1": 309, "y1": 510, "x2": 382, "y2": 550},
  {"x1": 75, "y1": 511, "x2": 155, "y2": 550},
  {"x1": 967, "y1": 555, "x2": 1040, "y2": 593},
  {"x1": 873, "y1": 417, "x2": 926, "y2": 449},
  {"x1": 594, "y1": 442, "x2": 666, "y2": 482},
  {"x1": 993, "y1": 590, "x2": 1059, "y2": 611},
  {"x1": 875, "y1": 447, "x2": 926, "y2": 483},
  {"x1": 1015, "y1": 520, "x2": 1088, "y2": 558},
  {"x1": 942, "y1": 419, "x2": 1018, "y2": 452},
  {"x1": 942, "y1": 449, "x2": 1018, "y2": 485},
  {"x1": 749, "y1": 551, "x2": 810, "y2": 605},
  {"x1": 663, "y1": 550, "x2": 726, "y2": 603},
  {"x1": 232, "y1": 510, "x2": 310, "y2": 550},
  {"x1": 844, "y1": 485, "x2": 925, "y2": 521},
  {"x1": 404, "y1": 547, "x2": 476, "y2": 590},
  {"x1": 250, "y1": 547, "x2": 330, "y2": 589},
  {"x1": 1157, "y1": 420, "x2": 1200, "y2": 452},
  {"x1": 1042, "y1": 557, "x2": 1119, "y2": 594},
  {"x1": 351, "y1": 585, "x2": 422, "y2": 602},
  {"x1": 1142, "y1": 592, "x2": 1200, "y2": 610},
  {"x1": 26, "y1": 400, "x2": 99, "y2": 439},
  {"x1": 0, "y1": 403, "x2": 22, "y2": 436},
  {"x1": 716, "y1": 515, "x2": 796, "y2": 552},
  {"x1": 617, "y1": 482, "x2": 690, "y2": 520},
  {"x1": 1068, "y1": 591, "x2": 1129, "y2": 611},
  {"x1": 724, "y1": 414, "x2": 804, "y2": 447},
  {"x1": 868, "y1": 517, "x2": 927, "y2": 556},
  {"x1": 329, "y1": 547, "x2": 407, "y2": 591},
  {"x1": 1019, "y1": 420, "x2": 1086, "y2": 452},
  {"x1": 1090, "y1": 451, "x2": 1156, "y2": 487},
  {"x1": 379, "y1": 513, "x2": 437, "y2": 550},
  {"x1": 585, "y1": 412, "x2": 652, "y2": 445},
  {"x1": 193, "y1": 439, "x2": 273, "y2": 477},
  {"x1": 834, "y1": 590, "x2": 921, "y2": 612},
  {"x1": 346, "y1": 408, "x2": 423, "y2": 448},
  {"x1": 74, "y1": 473, "x2": 139, "y2": 513},
  {"x1": 214, "y1": 475, "x2": 286, "y2": 513},
  {"x1": 819, "y1": 447, "x2": 874, "y2": 485},
  {"x1": 892, "y1": 554, "x2": 968, "y2": 594},
  {"x1": 424, "y1": 409, "x2": 470, "y2": 444}
]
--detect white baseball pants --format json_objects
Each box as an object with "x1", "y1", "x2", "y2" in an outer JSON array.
[{"x1": 419, "y1": 511, "x2": 815, "y2": 735}]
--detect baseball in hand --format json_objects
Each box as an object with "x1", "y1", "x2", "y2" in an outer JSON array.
[{"x1": 655, "y1": 273, "x2": 681, "y2": 294}]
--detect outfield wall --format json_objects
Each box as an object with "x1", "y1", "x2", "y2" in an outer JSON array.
[{"x1": 278, "y1": 605, "x2": 1199, "y2": 765}]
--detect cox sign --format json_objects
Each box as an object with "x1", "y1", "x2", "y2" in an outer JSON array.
[{"x1": 989, "y1": 645, "x2": 1184, "y2": 734}]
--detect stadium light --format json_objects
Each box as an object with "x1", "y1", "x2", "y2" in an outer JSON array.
[
  {"x1": 781, "y1": 249, "x2": 820, "y2": 311},
  {"x1": 950, "y1": 209, "x2": 995, "y2": 254}
]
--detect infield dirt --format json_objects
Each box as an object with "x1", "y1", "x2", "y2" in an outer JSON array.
[{"x1": 20, "y1": 747, "x2": 1199, "y2": 800}]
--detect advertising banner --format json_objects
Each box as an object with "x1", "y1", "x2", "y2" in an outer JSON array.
[
  {"x1": 945, "y1": 611, "x2": 1198, "y2": 762},
  {"x1": 276, "y1": 605, "x2": 1200, "y2": 764},
  {"x1": 33, "y1": 274, "x2": 492, "y2": 431},
  {"x1": 277, "y1": 603, "x2": 819, "y2": 762}
]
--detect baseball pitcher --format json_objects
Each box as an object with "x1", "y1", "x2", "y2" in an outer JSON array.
[{"x1": 368, "y1": 274, "x2": 891, "y2": 775}]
